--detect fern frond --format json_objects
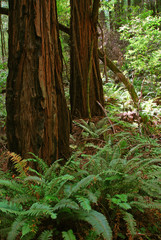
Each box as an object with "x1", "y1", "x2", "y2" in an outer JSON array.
[
  {"x1": 22, "y1": 203, "x2": 57, "y2": 219},
  {"x1": 27, "y1": 167, "x2": 43, "y2": 177},
  {"x1": 26, "y1": 152, "x2": 48, "y2": 173},
  {"x1": 47, "y1": 174, "x2": 75, "y2": 195},
  {"x1": 12, "y1": 195, "x2": 36, "y2": 204},
  {"x1": 53, "y1": 199, "x2": 79, "y2": 211},
  {"x1": 0, "y1": 200, "x2": 22, "y2": 215},
  {"x1": 24, "y1": 176, "x2": 45, "y2": 184},
  {"x1": 0, "y1": 179, "x2": 24, "y2": 193},
  {"x1": 130, "y1": 200, "x2": 161, "y2": 210},
  {"x1": 55, "y1": 174, "x2": 75, "y2": 195},
  {"x1": 76, "y1": 209, "x2": 112, "y2": 240},
  {"x1": 44, "y1": 159, "x2": 63, "y2": 180},
  {"x1": 76, "y1": 196, "x2": 91, "y2": 211},
  {"x1": 8, "y1": 152, "x2": 28, "y2": 177},
  {"x1": 122, "y1": 211, "x2": 137, "y2": 237},
  {"x1": 62, "y1": 229, "x2": 76, "y2": 240},
  {"x1": 84, "y1": 189, "x2": 98, "y2": 204},
  {"x1": 7, "y1": 216, "x2": 25, "y2": 240},
  {"x1": 38, "y1": 230, "x2": 53, "y2": 240},
  {"x1": 68, "y1": 175, "x2": 96, "y2": 197},
  {"x1": 142, "y1": 181, "x2": 161, "y2": 198},
  {"x1": 74, "y1": 120, "x2": 98, "y2": 138}
]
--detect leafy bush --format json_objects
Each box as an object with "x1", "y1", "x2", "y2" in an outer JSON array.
[{"x1": 119, "y1": 10, "x2": 161, "y2": 97}]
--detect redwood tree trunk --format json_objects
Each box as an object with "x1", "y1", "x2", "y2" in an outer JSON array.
[
  {"x1": 6, "y1": 0, "x2": 70, "y2": 165},
  {"x1": 70, "y1": 0, "x2": 104, "y2": 118}
]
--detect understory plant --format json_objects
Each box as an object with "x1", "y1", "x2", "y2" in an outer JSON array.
[
  {"x1": 119, "y1": 10, "x2": 161, "y2": 97},
  {"x1": 0, "y1": 131, "x2": 161, "y2": 239},
  {"x1": 80, "y1": 132, "x2": 161, "y2": 239},
  {"x1": 0, "y1": 152, "x2": 112, "y2": 240}
]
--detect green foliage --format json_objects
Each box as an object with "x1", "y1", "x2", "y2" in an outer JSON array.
[
  {"x1": 0, "y1": 153, "x2": 112, "y2": 240},
  {"x1": 80, "y1": 131, "x2": 161, "y2": 237},
  {"x1": 0, "y1": 61, "x2": 7, "y2": 126},
  {"x1": 38, "y1": 230, "x2": 53, "y2": 240},
  {"x1": 0, "y1": 129, "x2": 161, "y2": 239},
  {"x1": 62, "y1": 229, "x2": 76, "y2": 240},
  {"x1": 119, "y1": 10, "x2": 161, "y2": 97},
  {"x1": 74, "y1": 118, "x2": 114, "y2": 139}
]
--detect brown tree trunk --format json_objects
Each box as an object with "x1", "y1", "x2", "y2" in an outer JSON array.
[
  {"x1": 70, "y1": 0, "x2": 104, "y2": 118},
  {"x1": 6, "y1": 0, "x2": 70, "y2": 165},
  {"x1": 156, "y1": 0, "x2": 161, "y2": 13}
]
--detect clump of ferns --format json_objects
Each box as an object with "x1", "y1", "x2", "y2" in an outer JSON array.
[
  {"x1": 81, "y1": 134, "x2": 161, "y2": 238},
  {"x1": 0, "y1": 152, "x2": 112, "y2": 240}
]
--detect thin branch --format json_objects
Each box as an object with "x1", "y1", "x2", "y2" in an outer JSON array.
[
  {"x1": 0, "y1": 7, "x2": 9, "y2": 15},
  {"x1": 58, "y1": 23, "x2": 70, "y2": 35}
]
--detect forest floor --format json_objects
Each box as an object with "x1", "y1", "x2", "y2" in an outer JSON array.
[{"x1": 0, "y1": 111, "x2": 161, "y2": 239}]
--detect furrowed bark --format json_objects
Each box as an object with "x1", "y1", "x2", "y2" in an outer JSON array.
[
  {"x1": 70, "y1": 0, "x2": 104, "y2": 118},
  {"x1": 6, "y1": 0, "x2": 70, "y2": 165}
]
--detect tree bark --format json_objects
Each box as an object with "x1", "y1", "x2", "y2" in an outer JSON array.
[
  {"x1": 6, "y1": 0, "x2": 70, "y2": 165},
  {"x1": 70, "y1": 0, "x2": 104, "y2": 118}
]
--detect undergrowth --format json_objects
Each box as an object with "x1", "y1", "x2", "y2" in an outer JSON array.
[{"x1": 0, "y1": 130, "x2": 161, "y2": 240}]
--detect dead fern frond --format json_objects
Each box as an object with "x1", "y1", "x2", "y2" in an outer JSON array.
[
  {"x1": 7, "y1": 151, "x2": 29, "y2": 178},
  {"x1": 113, "y1": 211, "x2": 121, "y2": 239}
]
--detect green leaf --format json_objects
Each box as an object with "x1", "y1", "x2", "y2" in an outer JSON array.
[
  {"x1": 21, "y1": 203, "x2": 57, "y2": 219},
  {"x1": 0, "y1": 200, "x2": 22, "y2": 215},
  {"x1": 53, "y1": 199, "x2": 79, "y2": 211},
  {"x1": 76, "y1": 196, "x2": 91, "y2": 211},
  {"x1": 7, "y1": 217, "x2": 25, "y2": 240},
  {"x1": 68, "y1": 175, "x2": 96, "y2": 197},
  {"x1": 38, "y1": 230, "x2": 53, "y2": 240},
  {"x1": 0, "y1": 179, "x2": 24, "y2": 193},
  {"x1": 77, "y1": 210, "x2": 112, "y2": 240},
  {"x1": 21, "y1": 224, "x2": 31, "y2": 238},
  {"x1": 62, "y1": 229, "x2": 76, "y2": 240},
  {"x1": 119, "y1": 203, "x2": 131, "y2": 210}
]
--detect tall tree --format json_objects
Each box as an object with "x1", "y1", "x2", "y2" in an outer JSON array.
[
  {"x1": 70, "y1": 0, "x2": 104, "y2": 118},
  {"x1": 6, "y1": 0, "x2": 70, "y2": 165}
]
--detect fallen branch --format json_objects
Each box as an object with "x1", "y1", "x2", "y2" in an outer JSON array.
[{"x1": 98, "y1": 49, "x2": 139, "y2": 107}]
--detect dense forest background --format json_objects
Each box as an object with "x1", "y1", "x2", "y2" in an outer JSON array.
[{"x1": 0, "y1": 0, "x2": 161, "y2": 239}]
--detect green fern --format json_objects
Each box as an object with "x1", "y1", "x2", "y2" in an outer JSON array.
[
  {"x1": 7, "y1": 216, "x2": 26, "y2": 240},
  {"x1": 0, "y1": 179, "x2": 24, "y2": 193},
  {"x1": 76, "y1": 209, "x2": 112, "y2": 240},
  {"x1": 0, "y1": 200, "x2": 22, "y2": 215},
  {"x1": 38, "y1": 230, "x2": 53, "y2": 240},
  {"x1": 67, "y1": 175, "x2": 96, "y2": 198},
  {"x1": 62, "y1": 229, "x2": 76, "y2": 240},
  {"x1": 27, "y1": 152, "x2": 48, "y2": 173},
  {"x1": 76, "y1": 196, "x2": 91, "y2": 211},
  {"x1": 122, "y1": 211, "x2": 137, "y2": 237},
  {"x1": 22, "y1": 202, "x2": 57, "y2": 219},
  {"x1": 53, "y1": 199, "x2": 79, "y2": 211}
]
